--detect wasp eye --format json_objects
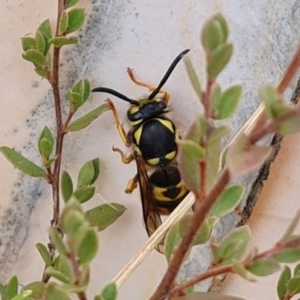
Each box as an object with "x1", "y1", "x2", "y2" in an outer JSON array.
[{"x1": 128, "y1": 110, "x2": 143, "y2": 122}]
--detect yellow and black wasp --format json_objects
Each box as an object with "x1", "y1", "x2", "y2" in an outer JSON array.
[{"x1": 92, "y1": 49, "x2": 190, "y2": 252}]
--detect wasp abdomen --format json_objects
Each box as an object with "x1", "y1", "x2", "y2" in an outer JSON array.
[{"x1": 132, "y1": 117, "x2": 177, "y2": 167}]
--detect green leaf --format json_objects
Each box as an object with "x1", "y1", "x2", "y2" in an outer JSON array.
[
  {"x1": 165, "y1": 215, "x2": 215, "y2": 262},
  {"x1": 59, "y1": 11, "x2": 69, "y2": 35},
  {"x1": 36, "y1": 243, "x2": 52, "y2": 266},
  {"x1": 260, "y1": 85, "x2": 292, "y2": 120},
  {"x1": 215, "y1": 226, "x2": 250, "y2": 265},
  {"x1": 38, "y1": 126, "x2": 54, "y2": 160},
  {"x1": 65, "y1": 0, "x2": 80, "y2": 8},
  {"x1": 0, "y1": 146, "x2": 47, "y2": 178},
  {"x1": 0, "y1": 282, "x2": 9, "y2": 300},
  {"x1": 7, "y1": 276, "x2": 18, "y2": 299},
  {"x1": 67, "y1": 103, "x2": 110, "y2": 132},
  {"x1": 184, "y1": 57, "x2": 202, "y2": 98},
  {"x1": 85, "y1": 203, "x2": 126, "y2": 231},
  {"x1": 21, "y1": 282, "x2": 46, "y2": 299},
  {"x1": 248, "y1": 258, "x2": 281, "y2": 276},
  {"x1": 61, "y1": 171, "x2": 73, "y2": 203},
  {"x1": 214, "y1": 85, "x2": 242, "y2": 120},
  {"x1": 49, "y1": 36, "x2": 78, "y2": 46},
  {"x1": 12, "y1": 290, "x2": 32, "y2": 300},
  {"x1": 277, "y1": 265, "x2": 291, "y2": 300},
  {"x1": 207, "y1": 44, "x2": 233, "y2": 79},
  {"x1": 202, "y1": 14, "x2": 228, "y2": 53},
  {"x1": 49, "y1": 227, "x2": 68, "y2": 256},
  {"x1": 45, "y1": 284, "x2": 71, "y2": 300},
  {"x1": 278, "y1": 115, "x2": 300, "y2": 135},
  {"x1": 288, "y1": 276, "x2": 300, "y2": 295},
  {"x1": 45, "y1": 267, "x2": 71, "y2": 283},
  {"x1": 77, "y1": 229, "x2": 98, "y2": 264},
  {"x1": 35, "y1": 66, "x2": 48, "y2": 79},
  {"x1": 35, "y1": 30, "x2": 45, "y2": 54},
  {"x1": 21, "y1": 37, "x2": 36, "y2": 52},
  {"x1": 99, "y1": 282, "x2": 118, "y2": 300},
  {"x1": 37, "y1": 19, "x2": 52, "y2": 55},
  {"x1": 66, "y1": 8, "x2": 85, "y2": 34},
  {"x1": 205, "y1": 126, "x2": 229, "y2": 191},
  {"x1": 185, "y1": 115, "x2": 207, "y2": 144},
  {"x1": 275, "y1": 248, "x2": 300, "y2": 263},
  {"x1": 90, "y1": 158, "x2": 100, "y2": 184},
  {"x1": 58, "y1": 255, "x2": 72, "y2": 280},
  {"x1": 233, "y1": 262, "x2": 256, "y2": 282},
  {"x1": 61, "y1": 209, "x2": 85, "y2": 236},
  {"x1": 68, "y1": 90, "x2": 83, "y2": 112},
  {"x1": 177, "y1": 139, "x2": 205, "y2": 193},
  {"x1": 22, "y1": 49, "x2": 46, "y2": 66},
  {"x1": 77, "y1": 161, "x2": 95, "y2": 188},
  {"x1": 72, "y1": 79, "x2": 91, "y2": 103},
  {"x1": 294, "y1": 263, "x2": 300, "y2": 276},
  {"x1": 55, "y1": 283, "x2": 87, "y2": 293},
  {"x1": 210, "y1": 185, "x2": 244, "y2": 217},
  {"x1": 73, "y1": 186, "x2": 95, "y2": 203}
]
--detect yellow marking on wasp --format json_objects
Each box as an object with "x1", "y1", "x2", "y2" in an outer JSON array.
[
  {"x1": 130, "y1": 119, "x2": 143, "y2": 126},
  {"x1": 133, "y1": 125, "x2": 143, "y2": 145},
  {"x1": 156, "y1": 118, "x2": 174, "y2": 133},
  {"x1": 147, "y1": 157, "x2": 159, "y2": 166},
  {"x1": 129, "y1": 106, "x2": 139, "y2": 114},
  {"x1": 165, "y1": 151, "x2": 176, "y2": 161}
]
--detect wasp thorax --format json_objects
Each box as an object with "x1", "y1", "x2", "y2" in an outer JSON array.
[{"x1": 127, "y1": 99, "x2": 168, "y2": 125}]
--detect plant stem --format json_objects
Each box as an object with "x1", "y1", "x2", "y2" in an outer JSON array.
[
  {"x1": 149, "y1": 170, "x2": 230, "y2": 300},
  {"x1": 48, "y1": 0, "x2": 66, "y2": 226},
  {"x1": 150, "y1": 41, "x2": 300, "y2": 300},
  {"x1": 169, "y1": 266, "x2": 232, "y2": 296}
]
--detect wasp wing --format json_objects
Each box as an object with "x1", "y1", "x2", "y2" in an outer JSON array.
[{"x1": 135, "y1": 156, "x2": 164, "y2": 253}]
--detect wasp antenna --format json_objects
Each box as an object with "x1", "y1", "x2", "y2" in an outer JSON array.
[
  {"x1": 148, "y1": 49, "x2": 190, "y2": 100},
  {"x1": 92, "y1": 87, "x2": 139, "y2": 105}
]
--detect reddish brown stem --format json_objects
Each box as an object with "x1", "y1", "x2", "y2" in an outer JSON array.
[
  {"x1": 49, "y1": 0, "x2": 67, "y2": 226},
  {"x1": 149, "y1": 170, "x2": 230, "y2": 300},
  {"x1": 170, "y1": 266, "x2": 233, "y2": 296}
]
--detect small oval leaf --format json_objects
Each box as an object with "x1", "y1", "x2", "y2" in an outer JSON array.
[
  {"x1": 21, "y1": 37, "x2": 36, "y2": 52},
  {"x1": 61, "y1": 170, "x2": 73, "y2": 203},
  {"x1": 85, "y1": 203, "x2": 126, "y2": 231},
  {"x1": 73, "y1": 186, "x2": 95, "y2": 203},
  {"x1": 77, "y1": 229, "x2": 98, "y2": 264},
  {"x1": 210, "y1": 185, "x2": 244, "y2": 217},
  {"x1": 207, "y1": 44, "x2": 233, "y2": 79},
  {"x1": 66, "y1": 8, "x2": 85, "y2": 34},
  {"x1": 49, "y1": 36, "x2": 78, "y2": 46},
  {"x1": 36, "y1": 243, "x2": 52, "y2": 266},
  {"x1": 67, "y1": 103, "x2": 110, "y2": 132},
  {"x1": 99, "y1": 282, "x2": 118, "y2": 300},
  {"x1": 77, "y1": 161, "x2": 95, "y2": 188},
  {"x1": 277, "y1": 265, "x2": 291, "y2": 299},
  {"x1": 65, "y1": 0, "x2": 80, "y2": 8},
  {"x1": 59, "y1": 11, "x2": 69, "y2": 35},
  {"x1": 0, "y1": 146, "x2": 47, "y2": 178},
  {"x1": 248, "y1": 258, "x2": 281, "y2": 276},
  {"x1": 215, "y1": 85, "x2": 243, "y2": 120},
  {"x1": 22, "y1": 49, "x2": 46, "y2": 66},
  {"x1": 275, "y1": 248, "x2": 300, "y2": 263},
  {"x1": 184, "y1": 57, "x2": 202, "y2": 98},
  {"x1": 202, "y1": 14, "x2": 228, "y2": 53}
]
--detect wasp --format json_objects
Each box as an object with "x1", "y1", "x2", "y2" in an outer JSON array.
[{"x1": 92, "y1": 49, "x2": 190, "y2": 252}]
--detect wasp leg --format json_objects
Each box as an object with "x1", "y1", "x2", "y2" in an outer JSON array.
[
  {"x1": 113, "y1": 146, "x2": 135, "y2": 164},
  {"x1": 127, "y1": 68, "x2": 170, "y2": 103},
  {"x1": 107, "y1": 98, "x2": 130, "y2": 146},
  {"x1": 125, "y1": 174, "x2": 139, "y2": 193}
]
